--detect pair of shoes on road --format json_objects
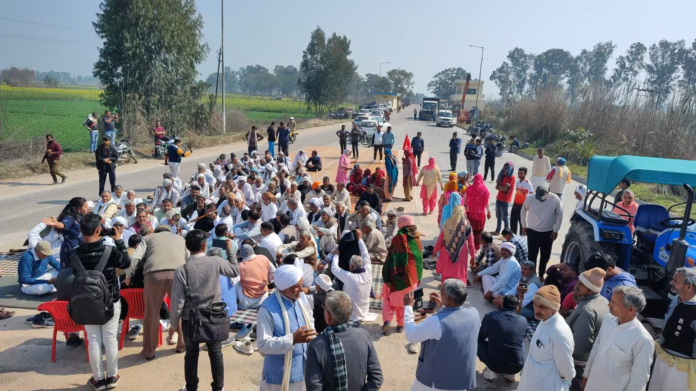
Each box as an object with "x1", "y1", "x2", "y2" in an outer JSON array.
[
  {"x1": 66, "y1": 333, "x2": 83, "y2": 347},
  {"x1": 89, "y1": 374, "x2": 119, "y2": 390},
  {"x1": 233, "y1": 337, "x2": 257, "y2": 355},
  {"x1": 31, "y1": 312, "x2": 54, "y2": 328},
  {"x1": 128, "y1": 325, "x2": 143, "y2": 340}
]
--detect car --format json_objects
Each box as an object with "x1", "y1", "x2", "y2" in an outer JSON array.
[
  {"x1": 359, "y1": 120, "x2": 379, "y2": 139},
  {"x1": 370, "y1": 116, "x2": 388, "y2": 126},
  {"x1": 371, "y1": 109, "x2": 384, "y2": 118},
  {"x1": 436, "y1": 110, "x2": 455, "y2": 127},
  {"x1": 353, "y1": 116, "x2": 371, "y2": 127}
]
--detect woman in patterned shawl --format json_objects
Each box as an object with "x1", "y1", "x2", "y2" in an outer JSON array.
[{"x1": 433, "y1": 203, "x2": 476, "y2": 285}]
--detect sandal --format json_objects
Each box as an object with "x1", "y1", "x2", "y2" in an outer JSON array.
[{"x1": 0, "y1": 311, "x2": 15, "y2": 320}]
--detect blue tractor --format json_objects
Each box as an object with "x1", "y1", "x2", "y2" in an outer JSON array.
[{"x1": 560, "y1": 155, "x2": 696, "y2": 323}]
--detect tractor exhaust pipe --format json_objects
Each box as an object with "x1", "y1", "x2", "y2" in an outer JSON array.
[{"x1": 666, "y1": 184, "x2": 694, "y2": 276}]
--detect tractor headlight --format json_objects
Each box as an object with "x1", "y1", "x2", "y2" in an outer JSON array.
[{"x1": 600, "y1": 228, "x2": 624, "y2": 241}]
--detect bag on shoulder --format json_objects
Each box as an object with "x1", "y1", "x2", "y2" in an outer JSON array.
[
  {"x1": 183, "y1": 264, "x2": 229, "y2": 343},
  {"x1": 67, "y1": 246, "x2": 114, "y2": 325}
]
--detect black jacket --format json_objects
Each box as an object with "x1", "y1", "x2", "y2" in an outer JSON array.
[
  {"x1": 95, "y1": 144, "x2": 119, "y2": 171},
  {"x1": 484, "y1": 145, "x2": 498, "y2": 163},
  {"x1": 73, "y1": 238, "x2": 131, "y2": 303}
]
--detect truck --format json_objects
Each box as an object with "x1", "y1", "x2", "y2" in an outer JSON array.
[{"x1": 420, "y1": 97, "x2": 439, "y2": 121}]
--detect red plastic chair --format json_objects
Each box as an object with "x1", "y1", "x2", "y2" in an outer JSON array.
[
  {"x1": 37, "y1": 301, "x2": 89, "y2": 363},
  {"x1": 119, "y1": 288, "x2": 163, "y2": 350}
]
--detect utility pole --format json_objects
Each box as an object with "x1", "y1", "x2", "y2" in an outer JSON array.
[
  {"x1": 469, "y1": 45, "x2": 484, "y2": 111},
  {"x1": 221, "y1": 0, "x2": 226, "y2": 133}
]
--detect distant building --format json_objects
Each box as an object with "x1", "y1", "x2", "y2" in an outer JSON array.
[
  {"x1": 449, "y1": 79, "x2": 485, "y2": 113},
  {"x1": 371, "y1": 92, "x2": 401, "y2": 108}
]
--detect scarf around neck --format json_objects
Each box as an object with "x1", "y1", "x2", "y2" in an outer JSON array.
[
  {"x1": 321, "y1": 323, "x2": 350, "y2": 391},
  {"x1": 275, "y1": 290, "x2": 313, "y2": 391}
]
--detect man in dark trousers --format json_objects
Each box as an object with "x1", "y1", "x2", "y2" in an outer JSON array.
[
  {"x1": 477, "y1": 295, "x2": 528, "y2": 382},
  {"x1": 96, "y1": 136, "x2": 119, "y2": 197},
  {"x1": 305, "y1": 291, "x2": 383, "y2": 391},
  {"x1": 336, "y1": 124, "x2": 349, "y2": 152},
  {"x1": 277, "y1": 121, "x2": 290, "y2": 157},
  {"x1": 484, "y1": 138, "x2": 498, "y2": 182},
  {"x1": 266, "y1": 122, "x2": 276, "y2": 158},
  {"x1": 245, "y1": 125, "x2": 264, "y2": 155},
  {"x1": 449, "y1": 131, "x2": 462, "y2": 172},
  {"x1": 42, "y1": 134, "x2": 67, "y2": 185},
  {"x1": 411, "y1": 131, "x2": 424, "y2": 167}
]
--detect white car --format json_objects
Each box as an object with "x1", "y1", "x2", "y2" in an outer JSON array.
[
  {"x1": 437, "y1": 110, "x2": 455, "y2": 127},
  {"x1": 371, "y1": 109, "x2": 384, "y2": 118},
  {"x1": 353, "y1": 115, "x2": 371, "y2": 126},
  {"x1": 357, "y1": 109, "x2": 372, "y2": 116},
  {"x1": 370, "y1": 116, "x2": 388, "y2": 126},
  {"x1": 359, "y1": 120, "x2": 379, "y2": 139}
]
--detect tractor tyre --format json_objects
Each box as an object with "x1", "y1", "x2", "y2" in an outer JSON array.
[{"x1": 560, "y1": 220, "x2": 620, "y2": 272}]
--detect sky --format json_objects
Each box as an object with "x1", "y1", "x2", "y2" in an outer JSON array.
[{"x1": 2, "y1": 0, "x2": 696, "y2": 98}]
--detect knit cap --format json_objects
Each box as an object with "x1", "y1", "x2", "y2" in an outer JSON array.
[
  {"x1": 533, "y1": 285, "x2": 561, "y2": 311},
  {"x1": 578, "y1": 267, "x2": 606, "y2": 293}
]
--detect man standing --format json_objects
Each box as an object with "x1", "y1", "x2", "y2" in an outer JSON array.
[
  {"x1": 473, "y1": 138, "x2": 484, "y2": 176},
  {"x1": 404, "y1": 279, "x2": 480, "y2": 391},
  {"x1": 267, "y1": 122, "x2": 277, "y2": 158},
  {"x1": 478, "y1": 295, "x2": 528, "y2": 382},
  {"x1": 335, "y1": 124, "x2": 349, "y2": 153},
  {"x1": 382, "y1": 126, "x2": 395, "y2": 151},
  {"x1": 483, "y1": 138, "x2": 498, "y2": 181},
  {"x1": 84, "y1": 111, "x2": 99, "y2": 153},
  {"x1": 246, "y1": 125, "x2": 264, "y2": 155},
  {"x1": 372, "y1": 125, "x2": 384, "y2": 163},
  {"x1": 649, "y1": 267, "x2": 696, "y2": 391},
  {"x1": 448, "y1": 131, "x2": 461, "y2": 172},
  {"x1": 278, "y1": 122, "x2": 290, "y2": 157},
  {"x1": 582, "y1": 286, "x2": 654, "y2": 391},
  {"x1": 510, "y1": 167, "x2": 534, "y2": 234},
  {"x1": 531, "y1": 148, "x2": 552, "y2": 190},
  {"x1": 95, "y1": 136, "x2": 119, "y2": 197},
  {"x1": 464, "y1": 138, "x2": 478, "y2": 176},
  {"x1": 521, "y1": 187, "x2": 563, "y2": 280},
  {"x1": 305, "y1": 291, "x2": 383, "y2": 391},
  {"x1": 42, "y1": 134, "x2": 67, "y2": 185},
  {"x1": 166, "y1": 138, "x2": 192, "y2": 179},
  {"x1": 517, "y1": 285, "x2": 575, "y2": 391},
  {"x1": 547, "y1": 157, "x2": 572, "y2": 201},
  {"x1": 412, "y1": 131, "x2": 424, "y2": 167},
  {"x1": 102, "y1": 110, "x2": 118, "y2": 144},
  {"x1": 257, "y1": 265, "x2": 316, "y2": 391},
  {"x1": 331, "y1": 239, "x2": 373, "y2": 325},
  {"x1": 566, "y1": 267, "x2": 610, "y2": 391}
]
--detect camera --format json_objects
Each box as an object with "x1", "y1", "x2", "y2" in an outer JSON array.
[{"x1": 100, "y1": 227, "x2": 116, "y2": 237}]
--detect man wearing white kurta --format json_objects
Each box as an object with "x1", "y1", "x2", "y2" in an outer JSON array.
[
  {"x1": 583, "y1": 286, "x2": 654, "y2": 391},
  {"x1": 330, "y1": 234, "x2": 372, "y2": 323},
  {"x1": 518, "y1": 285, "x2": 575, "y2": 391},
  {"x1": 531, "y1": 148, "x2": 551, "y2": 190},
  {"x1": 257, "y1": 265, "x2": 316, "y2": 391}
]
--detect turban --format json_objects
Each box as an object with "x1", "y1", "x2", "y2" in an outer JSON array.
[
  {"x1": 197, "y1": 163, "x2": 206, "y2": 170},
  {"x1": 195, "y1": 173, "x2": 205, "y2": 179},
  {"x1": 457, "y1": 171, "x2": 468, "y2": 179},
  {"x1": 112, "y1": 216, "x2": 127, "y2": 226},
  {"x1": 296, "y1": 217, "x2": 311, "y2": 233},
  {"x1": 86, "y1": 200, "x2": 95, "y2": 210},
  {"x1": 165, "y1": 210, "x2": 180, "y2": 219},
  {"x1": 397, "y1": 215, "x2": 414, "y2": 229},
  {"x1": 557, "y1": 157, "x2": 567, "y2": 165},
  {"x1": 315, "y1": 274, "x2": 333, "y2": 292},
  {"x1": 310, "y1": 198, "x2": 323, "y2": 209},
  {"x1": 312, "y1": 181, "x2": 321, "y2": 190},
  {"x1": 240, "y1": 244, "x2": 255, "y2": 262},
  {"x1": 500, "y1": 242, "x2": 517, "y2": 256},
  {"x1": 274, "y1": 265, "x2": 303, "y2": 290},
  {"x1": 533, "y1": 285, "x2": 561, "y2": 311},
  {"x1": 163, "y1": 179, "x2": 173, "y2": 187},
  {"x1": 320, "y1": 207, "x2": 333, "y2": 217},
  {"x1": 575, "y1": 184, "x2": 587, "y2": 198}
]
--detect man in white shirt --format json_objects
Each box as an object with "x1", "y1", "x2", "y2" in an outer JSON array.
[
  {"x1": 260, "y1": 222, "x2": 283, "y2": 261},
  {"x1": 151, "y1": 179, "x2": 180, "y2": 211},
  {"x1": 287, "y1": 197, "x2": 307, "y2": 226},
  {"x1": 582, "y1": 286, "x2": 654, "y2": 391},
  {"x1": 27, "y1": 221, "x2": 63, "y2": 260},
  {"x1": 372, "y1": 125, "x2": 384, "y2": 163},
  {"x1": 531, "y1": 148, "x2": 552, "y2": 190},
  {"x1": 330, "y1": 230, "x2": 372, "y2": 324},
  {"x1": 521, "y1": 187, "x2": 563, "y2": 280},
  {"x1": 111, "y1": 185, "x2": 127, "y2": 209},
  {"x1": 330, "y1": 182, "x2": 351, "y2": 211},
  {"x1": 118, "y1": 200, "x2": 138, "y2": 227}
]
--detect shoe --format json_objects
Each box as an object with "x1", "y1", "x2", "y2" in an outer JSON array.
[
  {"x1": 220, "y1": 336, "x2": 236, "y2": 349},
  {"x1": 160, "y1": 319, "x2": 170, "y2": 331},
  {"x1": 166, "y1": 331, "x2": 178, "y2": 345},
  {"x1": 483, "y1": 367, "x2": 498, "y2": 381},
  {"x1": 89, "y1": 377, "x2": 107, "y2": 391},
  {"x1": 503, "y1": 373, "x2": 517, "y2": 382},
  {"x1": 434, "y1": 274, "x2": 442, "y2": 281},
  {"x1": 50, "y1": 182, "x2": 58, "y2": 186},
  {"x1": 26, "y1": 314, "x2": 39, "y2": 324},
  {"x1": 61, "y1": 177, "x2": 67, "y2": 184},
  {"x1": 372, "y1": 160, "x2": 376, "y2": 163},
  {"x1": 105, "y1": 374, "x2": 120, "y2": 389},
  {"x1": 33, "y1": 313, "x2": 54, "y2": 328},
  {"x1": 66, "y1": 333, "x2": 83, "y2": 346},
  {"x1": 381, "y1": 322, "x2": 390, "y2": 331},
  {"x1": 233, "y1": 340, "x2": 254, "y2": 355},
  {"x1": 128, "y1": 325, "x2": 142, "y2": 340},
  {"x1": 396, "y1": 326, "x2": 404, "y2": 333},
  {"x1": 407, "y1": 343, "x2": 420, "y2": 354},
  {"x1": 235, "y1": 323, "x2": 253, "y2": 340},
  {"x1": 380, "y1": 160, "x2": 383, "y2": 163}
]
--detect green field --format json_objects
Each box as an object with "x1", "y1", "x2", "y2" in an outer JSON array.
[{"x1": 0, "y1": 85, "x2": 322, "y2": 152}]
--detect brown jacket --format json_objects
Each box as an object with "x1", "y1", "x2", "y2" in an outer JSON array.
[{"x1": 130, "y1": 231, "x2": 188, "y2": 276}]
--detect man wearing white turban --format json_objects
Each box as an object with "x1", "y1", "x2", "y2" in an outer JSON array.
[
  {"x1": 477, "y1": 241, "x2": 522, "y2": 301},
  {"x1": 257, "y1": 265, "x2": 316, "y2": 391},
  {"x1": 152, "y1": 178, "x2": 180, "y2": 210}
]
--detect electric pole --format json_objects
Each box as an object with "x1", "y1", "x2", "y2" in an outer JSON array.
[{"x1": 221, "y1": 0, "x2": 226, "y2": 133}]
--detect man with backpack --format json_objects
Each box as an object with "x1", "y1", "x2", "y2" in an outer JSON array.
[{"x1": 70, "y1": 213, "x2": 130, "y2": 390}]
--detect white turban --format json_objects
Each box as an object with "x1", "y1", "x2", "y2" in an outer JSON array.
[
  {"x1": 112, "y1": 216, "x2": 127, "y2": 226},
  {"x1": 315, "y1": 274, "x2": 333, "y2": 292},
  {"x1": 197, "y1": 163, "x2": 206, "y2": 170},
  {"x1": 163, "y1": 179, "x2": 173, "y2": 187},
  {"x1": 500, "y1": 242, "x2": 517, "y2": 256},
  {"x1": 86, "y1": 200, "x2": 95, "y2": 211},
  {"x1": 310, "y1": 198, "x2": 323, "y2": 209},
  {"x1": 274, "y1": 265, "x2": 303, "y2": 290},
  {"x1": 296, "y1": 217, "x2": 311, "y2": 232},
  {"x1": 195, "y1": 173, "x2": 205, "y2": 179}
]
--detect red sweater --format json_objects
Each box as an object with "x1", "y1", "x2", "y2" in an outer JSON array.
[{"x1": 44, "y1": 141, "x2": 63, "y2": 163}]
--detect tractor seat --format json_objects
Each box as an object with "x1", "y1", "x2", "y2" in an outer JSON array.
[
  {"x1": 588, "y1": 208, "x2": 630, "y2": 226},
  {"x1": 634, "y1": 204, "x2": 670, "y2": 243}
]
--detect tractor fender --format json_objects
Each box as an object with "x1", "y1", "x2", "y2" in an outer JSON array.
[{"x1": 560, "y1": 218, "x2": 621, "y2": 273}]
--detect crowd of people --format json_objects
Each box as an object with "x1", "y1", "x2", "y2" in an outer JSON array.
[{"x1": 10, "y1": 116, "x2": 694, "y2": 391}]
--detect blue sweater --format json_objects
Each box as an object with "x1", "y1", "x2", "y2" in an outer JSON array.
[
  {"x1": 382, "y1": 132, "x2": 395, "y2": 146},
  {"x1": 18, "y1": 249, "x2": 60, "y2": 285},
  {"x1": 278, "y1": 127, "x2": 291, "y2": 143},
  {"x1": 412, "y1": 136, "x2": 424, "y2": 152}
]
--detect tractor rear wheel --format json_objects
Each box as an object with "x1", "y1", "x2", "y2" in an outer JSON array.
[{"x1": 560, "y1": 220, "x2": 620, "y2": 272}]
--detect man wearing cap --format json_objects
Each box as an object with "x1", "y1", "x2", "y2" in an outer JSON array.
[
  {"x1": 478, "y1": 295, "x2": 528, "y2": 382},
  {"x1": 257, "y1": 265, "x2": 316, "y2": 391},
  {"x1": 518, "y1": 285, "x2": 575, "y2": 391},
  {"x1": 330, "y1": 229, "x2": 373, "y2": 325},
  {"x1": 521, "y1": 186, "x2": 563, "y2": 280},
  {"x1": 246, "y1": 125, "x2": 265, "y2": 155},
  {"x1": 307, "y1": 274, "x2": 334, "y2": 333},
  {"x1": 161, "y1": 210, "x2": 187, "y2": 236},
  {"x1": 566, "y1": 267, "x2": 609, "y2": 391},
  {"x1": 18, "y1": 241, "x2": 60, "y2": 295},
  {"x1": 152, "y1": 179, "x2": 180, "y2": 211},
  {"x1": 476, "y1": 242, "x2": 521, "y2": 301},
  {"x1": 546, "y1": 157, "x2": 572, "y2": 202}
]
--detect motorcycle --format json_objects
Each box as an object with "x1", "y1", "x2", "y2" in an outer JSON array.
[
  {"x1": 360, "y1": 130, "x2": 372, "y2": 146},
  {"x1": 289, "y1": 128, "x2": 298, "y2": 143},
  {"x1": 116, "y1": 139, "x2": 138, "y2": 164},
  {"x1": 153, "y1": 136, "x2": 175, "y2": 160}
]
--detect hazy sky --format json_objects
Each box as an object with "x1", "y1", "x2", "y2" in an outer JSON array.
[{"x1": 2, "y1": 0, "x2": 696, "y2": 98}]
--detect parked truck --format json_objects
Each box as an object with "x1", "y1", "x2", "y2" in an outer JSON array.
[{"x1": 420, "y1": 97, "x2": 439, "y2": 121}]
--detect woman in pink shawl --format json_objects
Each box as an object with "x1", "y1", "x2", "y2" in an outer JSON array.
[
  {"x1": 415, "y1": 157, "x2": 444, "y2": 215},
  {"x1": 335, "y1": 149, "x2": 351, "y2": 184},
  {"x1": 463, "y1": 174, "x2": 491, "y2": 250},
  {"x1": 434, "y1": 204, "x2": 476, "y2": 284}
]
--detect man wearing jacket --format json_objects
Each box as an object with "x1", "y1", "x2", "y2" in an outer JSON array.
[
  {"x1": 411, "y1": 132, "x2": 424, "y2": 167},
  {"x1": 96, "y1": 136, "x2": 119, "y2": 197},
  {"x1": 42, "y1": 134, "x2": 67, "y2": 185},
  {"x1": 448, "y1": 131, "x2": 461, "y2": 172},
  {"x1": 382, "y1": 126, "x2": 395, "y2": 151},
  {"x1": 483, "y1": 139, "x2": 498, "y2": 181}
]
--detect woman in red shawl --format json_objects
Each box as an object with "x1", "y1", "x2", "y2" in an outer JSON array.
[
  {"x1": 347, "y1": 164, "x2": 363, "y2": 195},
  {"x1": 402, "y1": 150, "x2": 417, "y2": 201},
  {"x1": 372, "y1": 167, "x2": 387, "y2": 200},
  {"x1": 464, "y1": 174, "x2": 491, "y2": 250}
]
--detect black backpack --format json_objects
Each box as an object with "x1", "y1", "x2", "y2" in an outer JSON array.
[{"x1": 67, "y1": 246, "x2": 114, "y2": 325}]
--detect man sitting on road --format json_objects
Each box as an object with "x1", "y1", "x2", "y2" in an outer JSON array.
[
  {"x1": 18, "y1": 241, "x2": 60, "y2": 296},
  {"x1": 476, "y1": 242, "x2": 521, "y2": 302}
]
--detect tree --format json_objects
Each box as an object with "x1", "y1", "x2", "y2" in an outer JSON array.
[
  {"x1": 386, "y1": 68, "x2": 414, "y2": 96},
  {"x1": 581, "y1": 41, "x2": 616, "y2": 85},
  {"x1": 427, "y1": 67, "x2": 468, "y2": 99},
  {"x1": 529, "y1": 49, "x2": 574, "y2": 91},
  {"x1": 364, "y1": 73, "x2": 392, "y2": 94},
  {"x1": 92, "y1": 0, "x2": 209, "y2": 122},
  {"x1": 610, "y1": 42, "x2": 647, "y2": 95},
  {"x1": 680, "y1": 39, "x2": 696, "y2": 104},
  {"x1": 490, "y1": 62, "x2": 513, "y2": 105},
  {"x1": 205, "y1": 67, "x2": 240, "y2": 94},
  {"x1": 298, "y1": 27, "x2": 357, "y2": 116},
  {"x1": 645, "y1": 39, "x2": 686, "y2": 108},
  {"x1": 1, "y1": 67, "x2": 35, "y2": 87},
  {"x1": 274, "y1": 65, "x2": 300, "y2": 97},
  {"x1": 43, "y1": 75, "x2": 59, "y2": 88},
  {"x1": 238, "y1": 65, "x2": 279, "y2": 95},
  {"x1": 507, "y1": 48, "x2": 533, "y2": 97}
]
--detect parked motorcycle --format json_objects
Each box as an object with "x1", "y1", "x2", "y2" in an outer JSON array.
[
  {"x1": 116, "y1": 139, "x2": 138, "y2": 164},
  {"x1": 153, "y1": 136, "x2": 175, "y2": 160}
]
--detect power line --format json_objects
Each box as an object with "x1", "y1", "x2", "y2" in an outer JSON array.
[
  {"x1": 0, "y1": 17, "x2": 93, "y2": 32},
  {"x1": 0, "y1": 33, "x2": 99, "y2": 46}
]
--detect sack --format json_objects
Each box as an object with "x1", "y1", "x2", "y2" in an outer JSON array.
[
  {"x1": 183, "y1": 264, "x2": 229, "y2": 343},
  {"x1": 67, "y1": 246, "x2": 114, "y2": 325}
]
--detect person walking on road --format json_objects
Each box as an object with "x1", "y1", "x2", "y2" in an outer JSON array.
[
  {"x1": 84, "y1": 112, "x2": 99, "y2": 153},
  {"x1": 266, "y1": 122, "x2": 276, "y2": 158},
  {"x1": 402, "y1": 149, "x2": 417, "y2": 201},
  {"x1": 531, "y1": 148, "x2": 551, "y2": 190},
  {"x1": 413, "y1": 107, "x2": 417, "y2": 120},
  {"x1": 42, "y1": 134, "x2": 67, "y2": 185},
  {"x1": 102, "y1": 110, "x2": 118, "y2": 144},
  {"x1": 449, "y1": 131, "x2": 462, "y2": 172},
  {"x1": 382, "y1": 126, "x2": 395, "y2": 151},
  {"x1": 372, "y1": 125, "x2": 384, "y2": 163},
  {"x1": 245, "y1": 126, "x2": 264, "y2": 155},
  {"x1": 473, "y1": 138, "x2": 484, "y2": 176},
  {"x1": 547, "y1": 157, "x2": 572, "y2": 202},
  {"x1": 465, "y1": 174, "x2": 492, "y2": 250},
  {"x1": 165, "y1": 138, "x2": 192, "y2": 179},
  {"x1": 464, "y1": 138, "x2": 477, "y2": 177},
  {"x1": 349, "y1": 124, "x2": 360, "y2": 159},
  {"x1": 336, "y1": 124, "x2": 349, "y2": 153},
  {"x1": 521, "y1": 187, "x2": 563, "y2": 280},
  {"x1": 483, "y1": 138, "x2": 498, "y2": 181},
  {"x1": 96, "y1": 136, "x2": 119, "y2": 197},
  {"x1": 277, "y1": 122, "x2": 290, "y2": 157},
  {"x1": 412, "y1": 131, "x2": 424, "y2": 167},
  {"x1": 416, "y1": 157, "x2": 444, "y2": 215}
]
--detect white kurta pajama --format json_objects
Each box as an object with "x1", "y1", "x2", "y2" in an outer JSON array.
[
  {"x1": 518, "y1": 312, "x2": 575, "y2": 391},
  {"x1": 583, "y1": 314, "x2": 654, "y2": 391}
]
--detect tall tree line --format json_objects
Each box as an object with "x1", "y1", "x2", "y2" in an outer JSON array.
[{"x1": 204, "y1": 65, "x2": 301, "y2": 97}]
